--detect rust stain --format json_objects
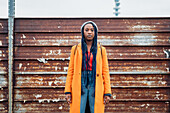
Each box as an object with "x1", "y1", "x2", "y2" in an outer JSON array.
[
  {"x1": 14, "y1": 46, "x2": 170, "y2": 59},
  {"x1": 1, "y1": 18, "x2": 170, "y2": 112},
  {"x1": 15, "y1": 33, "x2": 170, "y2": 46}
]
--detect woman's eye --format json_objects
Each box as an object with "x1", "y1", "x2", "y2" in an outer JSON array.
[
  {"x1": 85, "y1": 29, "x2": 88, "y2": 32},
  {"x1": 91, "y1": 29, "x2": 94, "y2": 32}
]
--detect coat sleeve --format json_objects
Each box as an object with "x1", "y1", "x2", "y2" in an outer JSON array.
[
  {"x1": 64, "y1": 45, "x2": 76, "y2": 94},
  {"x1": 102, "y1": 47, "x2": 112, "y2": 95}
]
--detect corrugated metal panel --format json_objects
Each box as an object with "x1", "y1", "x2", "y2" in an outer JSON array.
[
  {"x1": 13, "y1": 18, "x2": 170, "y2": 113},
  {"x1": 14, "y1": 88, "x2": 168, "y2": 101},
  {"x1": 0, "y1": 102, "x2": 8, "y2": 113},
  {"x1": 13, "y1": 101, "x2": 169, "y2": 112},
  {"x1": 0, "y1": 19, "x2": 8, "y2": 33},
  {"x1": 0, "y1": 89, "x2": 8, "y2": 101},
  {"x1": 14, "y1": 18, "x2": 170, "y2": 32},
  {"x1": 13, "y1": 60, "x2": 169, "y2": 73},
  {"x1": 110, "y1": 74, "x2": 169, "y2": 86},
  {"x1": 15, "y1": 74, "x2": 66, "y2": 87},
  {"x1": 0, "y1": 34, "x2": 8, "y2": 47},
  {"x1": 14, "y1": 46, "x2": 170, "y2": 59},
  {"x1": 14, "y1": 33, "x2": 170, "y2": 46},
  {"x1": 1, "y1": 18, "x2": 170, "y2": 112},
  {"x1": 14, "y1": 102, "x2": 69, "y2": 112},
  {"x1": 0, "y1": 75, "x2": 8, "y2": 87},
  {"x1": 0, "y1": 48, "x2": 8, "y2": 60},
  {"x1": 15, "y1": 74, "x2": 169, "y2": 87},
  {"x1": 0, "y1": 19, "x2": 8, "y2": 113},
  {"x1": 105, "y1": 101, "x2": 169, "y2": 112}
]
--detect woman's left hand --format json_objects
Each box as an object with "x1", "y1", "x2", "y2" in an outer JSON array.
[{"x1": 104, "y1": 96, "x2": 110, "y2": 104}]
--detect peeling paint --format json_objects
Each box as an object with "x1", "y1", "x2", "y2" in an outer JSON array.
[
  {"x1": 55, "y1": 67, "x2": 58, "y2": 71},
  {"x1": 48, "y1": 81, "x2": 53, "y2": 86},
  {"x1": 154, "y1": 94, "x2": 160, "y2": 100},
  {"x1": 19, "y1": 63, "x2": 22, "y2": 69},
  {"x1": 24, "y1": 67, "x2": 27, "y2": 71},
  {"x1": 0, "y1": 99, "x2": 6, "y2": 102},
  {"x1": 38, "y1": 98, "x2": 60, "y2": 103},
  {"x1": 34, "y1": 94, "x2": 42, "y2": 99},
  {"x1": 98, "y1": 39, "x2": 117, "y2": 45},
  {"x1": 163, "y1": 49, "x2": 169, "y2": 58},
  {"x1": 67, "y1": 56, "x2": 70, "y2": 60},
  {"x1": 112, "y1": 94, "x2": 116, "y2": 99},
  {"x1": 130, "y1": 34, "x2": 157, "y2": 45},
  {"x1": 141, "y1": 104, "x2": 145, "y2": 107},
  {"x1": 35, "y1": 80, "x2": 43, "y2": 85},
  {"x1": 166, "y1": 68, "x2": 169, "y2": 72},
  {"x1": 22, "y1": 34, "x2": 26, "y2": 38},
  {"x1": 20, "y1": 40, "x2": 23, "y2": 44},
  {"x1": 0, "y1": 41, "x2": 2, "y2": 46},
  {"x1": 0, "y1": 94, "x2": 4, "y2": 99},
  {"x1": 0, "y1": 50, "x2": 2, "y2": 57},
  {"x1": 45, "y1": 50, "x2": 61, "y2": 56},
  {"x1": 151, "y1": 107, "x2": 155, "y2": 111},
  {"x1": 59, "y1": 106, "x2": 63, "y2": 109},
  {"x1": 39, "y1": 78, "x2": 43, "y2": 81},
  {"x1": 146, "y1": 104, "x2": 150, "y2": 108},
  {"x1": 0, "y1": 23, "x2": 3, "y2": 28},
  {"x1": 37, "y1": 58, "x2": 48, "y2": 63},
  {"x1": 54, "y1": 80, "x2": 62, "y2": 85},
  {"x1": 64, "y1": 67, "x2": 68, "y2": 72},
  {"x1": 47, "y1": 99, "x2": 50, "y2": 103},
  {"x1": 52, "y1": 98, "x2": 60, "y2": 102},
  {"x1": 58, "y1": 58, "x2": 66, "y2": 61},
  {"x1": 33, "y1": 37, "x2": 36, "y2": 40},
  {"x1": 38, "y1": 99, "x2": 45, "y2": 103},
  {"x1": 0, "y1": 76, "x2": 7, "y2": 87},
  {"x1": 57, "y1": 49, "x2": 61, "y2": 55},
  {"x1": 132, "y1": 25, "x2": 155, "y2": 30}
]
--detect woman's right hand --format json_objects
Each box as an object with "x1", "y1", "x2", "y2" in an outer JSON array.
[{"x1": 65, "y1": 94, "x2": 72, "y2": 104}]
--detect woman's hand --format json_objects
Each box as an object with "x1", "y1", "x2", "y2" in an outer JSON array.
[
  {"x1": 104, "y1": 96, "x2": 110, "y2": 104},
  {"x1": 65, "y1": 94, "x2": 72, "y2": 104}
]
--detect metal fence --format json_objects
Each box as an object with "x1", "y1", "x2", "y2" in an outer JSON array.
[{"x1": 0, "y1": 17, "x2": 170, "y2": 112}]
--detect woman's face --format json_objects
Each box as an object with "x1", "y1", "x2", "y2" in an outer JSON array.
[{"x1": 83, "y1": 23, "x2": 95, "y2": 42}]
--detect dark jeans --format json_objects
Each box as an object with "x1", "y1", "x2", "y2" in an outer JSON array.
[{"x1": 80, "y1": 71, "x2": 95, "y2": 113}]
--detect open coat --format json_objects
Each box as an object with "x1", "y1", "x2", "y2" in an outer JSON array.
[{"x1": 65, "y1": 43, "x2": 111, "y2": 113}]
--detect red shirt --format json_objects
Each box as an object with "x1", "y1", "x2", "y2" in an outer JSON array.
[{"x1": 85, "y1": 51, "x2": 93, "y2": 71}]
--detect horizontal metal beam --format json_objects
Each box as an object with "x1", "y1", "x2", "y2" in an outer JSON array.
[
  {"x1": 15, "y1": 72, "x2": 67, "y2": 75},
  {"x1": 14, "y1": 86, "x2": 170, "y2": 89},
  {"x1": 109, "y1": 99, "x2": 170, "y2": 102},
  {"x1": 13, "y1": 99, "x2": 170, "y2": 102},
  {"x1": 13, "y1": 45, "x2": 170, "y2": 47},
  {"x1": 14, "y1": 71, "x2": 170, "y2": 75},
  {"x1": 111, "y1": 86, "x2": 170, "y2": 88},
  {"x1": 12, "y1": 58, "x2": 170, "y2": 61}
]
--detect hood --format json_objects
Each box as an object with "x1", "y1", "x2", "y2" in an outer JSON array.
[{"x1": 81, "y1": 21, "x2": 98, "y2": 51}]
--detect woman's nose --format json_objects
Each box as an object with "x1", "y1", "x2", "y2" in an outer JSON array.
[{"x1": 88, "y1": 30, "x2": 92, "y2": 34}]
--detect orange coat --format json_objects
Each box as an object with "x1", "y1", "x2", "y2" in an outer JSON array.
[{"x1": 65, "y1": 43, "x2": 111, "y2": 113}]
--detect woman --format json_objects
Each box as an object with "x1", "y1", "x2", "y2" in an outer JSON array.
[{"x1": 65, "y1": 21, "x2": 111, "y2": 113}]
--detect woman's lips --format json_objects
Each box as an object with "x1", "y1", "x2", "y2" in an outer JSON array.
[{"x1": 87, "y1": 35, "x2": 92, "y2": 37}]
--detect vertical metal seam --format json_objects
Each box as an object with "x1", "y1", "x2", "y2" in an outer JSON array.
[{"x1": 8, "y1": 0, "x2": 15, "y2": 113}]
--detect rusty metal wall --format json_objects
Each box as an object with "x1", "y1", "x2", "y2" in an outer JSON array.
[
  {"x1": 0, "y1": 18, "x2": 170, "y2": 112},
  {"x1": 0, "y1": 19, "x2": 8, "y2": 113}
]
